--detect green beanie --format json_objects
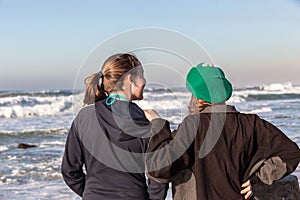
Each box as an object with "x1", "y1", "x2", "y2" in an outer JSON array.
[{"x1": 185, "y1": 63, "x2": 233, "y2": 103}]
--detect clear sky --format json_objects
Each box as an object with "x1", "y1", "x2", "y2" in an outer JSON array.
[{"x1": 0, "y1": 0, "x2": 300, "y2": 90}]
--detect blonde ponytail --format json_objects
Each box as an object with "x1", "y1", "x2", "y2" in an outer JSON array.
[{"x1": 83, "y1": 72, "x2": 107, "y2": 105}]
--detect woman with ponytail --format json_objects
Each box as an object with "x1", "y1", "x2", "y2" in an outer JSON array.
[{"x1": 61, "y1": 53, "x2": 168, "y2": 200}]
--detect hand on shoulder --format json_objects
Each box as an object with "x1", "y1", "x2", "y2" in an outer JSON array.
[{"x1": 144, "y1": 109, "x2": 161, "y2": 121}]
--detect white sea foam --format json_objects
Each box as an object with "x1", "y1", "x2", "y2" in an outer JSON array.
[
  {"x1": 137, "y1": 90, "x2": 189, "y2": 112},
  {"x1": 144, "y1": 91, "x2": 190, "y2": 98},
  {"x1": 0, "y1": 181, "x2": 82, "y2": 200},
  {"x1": 0, "y1": 128, "x2": 69, "y2": 135},
  {"x1": 227, "y1": 94, "x2": 246, "y2": 103},
  {"x1": 137, "y1": 98, "x2": 186, "y2": 111},
  {"x1": 166, "y1": 115, "x2": 186, "y2": 125},
  {"x1": 11, "y1": 169, "x2": 26, "y2": 176},
  {"x1": 235, "y1": 82, "x2": 300, "y2": 98},
  {"x1": 0, "y1": 93, "x2": 83, "y2": 118},
  {"x1": 261, "y1": 82, "x2": 294, "y2": 91},
  {"x1": 40, "y1": 140, "x2": 65, "y2": 147},
  {"x1": 0, "y1": 145, "x2": 8, "y2": 152},
  {"x1": 247, "y1": 107, "x2": 273, "y2": 114},
  {"x1": 7, "y1": 156, "x2": 17, "y2": 160}
]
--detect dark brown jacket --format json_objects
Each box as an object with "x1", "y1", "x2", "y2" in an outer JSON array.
[{"x1": 146, "y1": 105, "x2": 300, "y2": 200}]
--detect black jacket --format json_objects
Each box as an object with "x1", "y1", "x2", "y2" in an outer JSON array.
[
  {"x1": 146, "y1": 105, "x2": 300, "y2": 200},
  {"x1": 62, "y1": 100, "x2": 168, "y2": 200}
]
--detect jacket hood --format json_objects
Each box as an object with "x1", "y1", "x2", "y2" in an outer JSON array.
[{"x1": 94, "y1": 100, "x2": 151, "y2": 142}]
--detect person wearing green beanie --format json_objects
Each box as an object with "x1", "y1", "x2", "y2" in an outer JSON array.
[
  {"x1": 144, "y1": 63, "x2": 300, "y2": 200},
  {"x1": 186, "y1": 62, "x2": 232, "y2": 104}
]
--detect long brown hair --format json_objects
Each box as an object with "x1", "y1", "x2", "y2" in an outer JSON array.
[
  {"x1": 188, "y1": 95, "x2": 212, "y2": 115},
  {"x1": 83, "y1": 53, "x2": 141, "y2": 105}
]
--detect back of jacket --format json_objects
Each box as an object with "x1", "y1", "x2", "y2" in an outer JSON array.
[
  {"x1": 146, "y1": 105, "x2": 300, "y2": 200},
  {"x1": 62, "y1": 100, "x2": 168, "y2": 200}
]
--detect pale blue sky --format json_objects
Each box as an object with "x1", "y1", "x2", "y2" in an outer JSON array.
[{"x1": 0, "y1": 0, "x2": 300, "y2": 90}]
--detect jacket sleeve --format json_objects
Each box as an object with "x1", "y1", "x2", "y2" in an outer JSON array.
[
  {"x1": 147, "y1": 178, "x2": 169, "y2": 200},
  {"x1": 249, "y1": 116, "x2": 300, "y2": 185},
  {"x1": 61, "y1": 121, "x2": 86, "y2": 196},
  {"x1": 146, "y1": 117, "x2": 198, "y2": 183}
]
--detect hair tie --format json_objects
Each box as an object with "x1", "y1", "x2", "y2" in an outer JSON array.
[
  {"x1": 105, "y1": 94, "x2": 129, "y2": 106},
  {"x1": 99, "y1": 71, "x2": 103, "y2": 78}
]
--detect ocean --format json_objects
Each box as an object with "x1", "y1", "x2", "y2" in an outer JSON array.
[{"x1": 0, "y1": 82, "x2": 300, "y2": 199}]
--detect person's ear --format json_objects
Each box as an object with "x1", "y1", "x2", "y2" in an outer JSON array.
[
  {"x1": 127, "y1": 74, "x2": 133, "y2": 85},
  {"x1": 127, "y1": 74, "x2": 138, "y2": 93},
  {"x1": 127, "y1": 74, "x2": 137, "y2": 87}
]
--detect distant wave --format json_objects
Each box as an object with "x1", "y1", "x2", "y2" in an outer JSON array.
[
  {"x1": 1, "y1": 83, "x2": 300, "y2": 118},
  {"x1": 144, "y1": 87, "x2": 187, "y2": 92},
  {"x1": 0, "y1": 128, "x2": 68, "y2": 135},
  {"x1": 144, "y1": 87, "x2": 171, "y2": 93},
  {"x1": 260, "y1": 82, "x2": 294, "y2": 91},
  {"x1": 247, "y1": 107, "x2": 273, "y2": 114},
  {"x1": 0, "y1": 90, "x2": 83, "y2": 118},
  {"x1": 0, "y1": 90, "x2": 81, "y2": 98},
  {"x1": 0, "y1": 96, "x2": 73, "y2": 118},
  {"x1": 229, "y1": 82, "x2": 300, "y2": 103}
]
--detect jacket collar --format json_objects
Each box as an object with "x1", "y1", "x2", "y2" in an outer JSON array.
[{"x1": 200, "y1": 104, "x2": 238, "y2": 113}]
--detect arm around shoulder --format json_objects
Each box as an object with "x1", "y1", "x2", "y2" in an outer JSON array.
[{"x1": 146, "y1": 116, "x2": 198, "y2": 183}]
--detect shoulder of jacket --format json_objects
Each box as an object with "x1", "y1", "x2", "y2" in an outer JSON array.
[
  {"x1": 182, "y1": 114, "x2": 202, "y2": 125},
  {"x1": 239, "y1": 112, "x2": 260, "y2": 120},
  {"x1": 74, "y1": 104, "x2": 97, "y2": 123}
]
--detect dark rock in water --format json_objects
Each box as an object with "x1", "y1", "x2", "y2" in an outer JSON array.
[{"x1": 17, "y1": 143, "x2": 37, "y2": 149}]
